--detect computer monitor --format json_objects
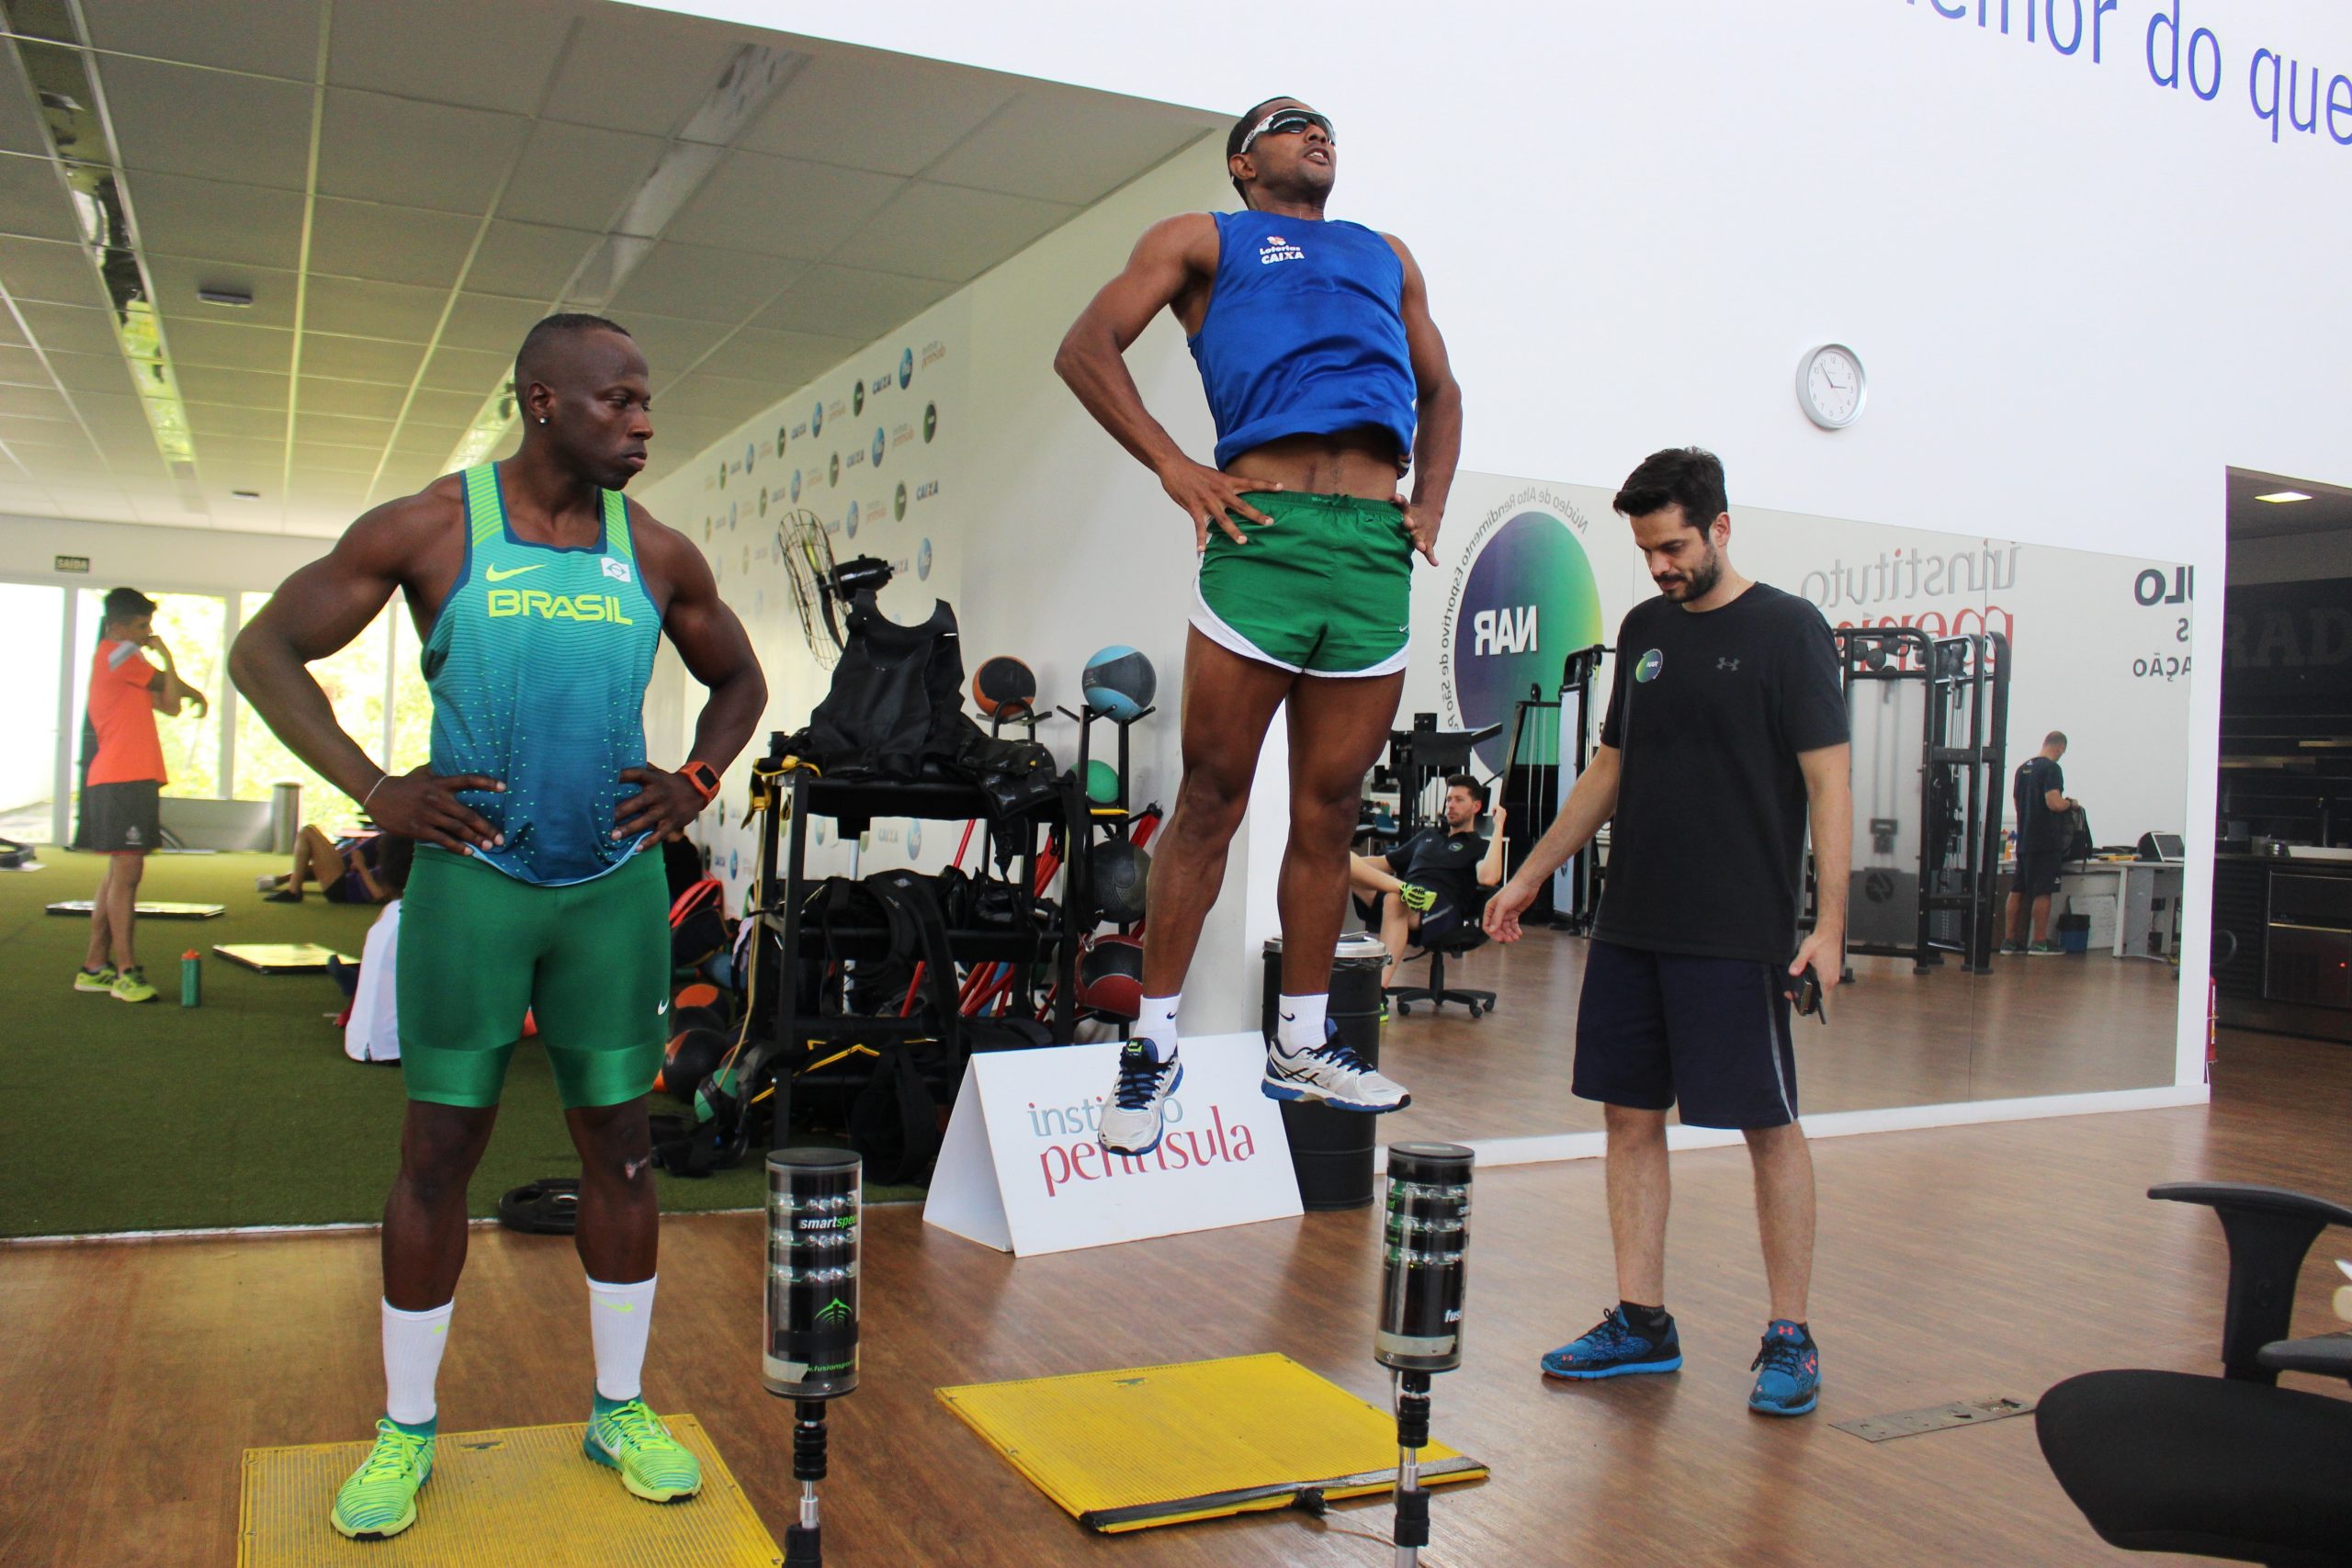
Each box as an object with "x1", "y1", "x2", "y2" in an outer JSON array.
[{"x1": 2135, "y1": 832, "x2": 2184, "y2": 863}]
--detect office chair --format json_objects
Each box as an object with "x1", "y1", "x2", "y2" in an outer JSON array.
[
  {"x1": 1385, "y1": 886, "x2": 1498, "y2": 1020},
  {"x1": 2035, "y1": 1182, "x2": 2352, "y2": 1566}
]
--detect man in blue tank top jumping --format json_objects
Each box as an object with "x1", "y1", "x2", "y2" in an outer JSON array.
[
  {"x1": 1057, "y1": 97, "x2": 1463, "y2": 1156},
  {"x1": 230, "y1": 315, "x2": 765, "y2": 1540}
]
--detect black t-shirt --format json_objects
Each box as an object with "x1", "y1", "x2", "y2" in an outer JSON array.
[
  {"x1": 1595, "y1": 581, "x2": 1848, "y2": 964},
  {"x1": 2013, "y1": 756, "x2": 2067, "y2": 852},
  {"x1": 1385, "y1": 826, "x2": 1488, "y2": 909}
]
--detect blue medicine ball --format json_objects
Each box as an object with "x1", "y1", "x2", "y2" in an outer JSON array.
[{"x1": 1082, "y1": 645, "x2": 1157, "y2": 721}]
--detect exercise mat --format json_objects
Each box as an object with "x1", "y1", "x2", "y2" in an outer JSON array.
[
  {"x1": 238, "y1": 1415, "x2": 778, "y2": 1567},
  {"x1": 213, "y1": 943, "x2": 355, "y2": 973},
  {"x1": 936, "y1": 1351, "x2": 1486, "y2": 1533},
  {"x1": 47, "y1": 900, "x2": 224, "y2": 918}
]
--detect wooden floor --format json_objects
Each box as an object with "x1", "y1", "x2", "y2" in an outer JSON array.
[
  {"x1": 1377, "y1": 928, "x2": 2183, "y2": 1145},
  {"x1": 4, "y1": 1030, "x2": 2346, "y2": 1567}
]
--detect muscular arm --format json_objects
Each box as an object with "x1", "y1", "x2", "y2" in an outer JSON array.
[
  {"x1": 1792, "y1": 743, "x2": 1853, "y2": 994},
  {"x1": 1055, "y1": 214, "x2": 1271, "y2": 547},
  {"x1": 610, "y1": 514, "x2": 765, "y2": 842},
  {"x1": 1385, "y1": 236, "x2": 1463, "y2": 564},
  {"x1": 1485, "y1": 750, "x2": 1619, "y2": 941}
]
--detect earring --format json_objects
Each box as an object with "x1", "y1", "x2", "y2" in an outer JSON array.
[{"x1": 537, "y1": 416, "x2": 548, "y2": 424}]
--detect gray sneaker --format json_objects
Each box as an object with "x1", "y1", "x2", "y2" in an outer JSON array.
[
  {"x1": 1261, "y1": 1030, "x2": 1409, "y2": 1113},
  {"x1": 1098, "y1": 1042, "x2": 1182, "y2": 1156}
]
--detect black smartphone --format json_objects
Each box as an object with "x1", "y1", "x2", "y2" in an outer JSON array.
[{"x1": 1792, "y1": 964, "x2": 1826, "y2": 1022}]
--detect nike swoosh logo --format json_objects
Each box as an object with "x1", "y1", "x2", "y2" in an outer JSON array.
[
  {"x1": 483, "y1": 563, "x2": 543, "y2": 581},
  {"x1": 598, "y1": 1300, "x2": 636, "y2": 1314},
  {"x1": 657, "y1": 1001, "x2": 669, "y2": 1014}
]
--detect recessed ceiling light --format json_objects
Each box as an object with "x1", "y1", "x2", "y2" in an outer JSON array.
[
  {"x1": 2255, "y1": 491, "x2": 2313, "y2": 503},
  {"x1": 197, "y1": 287, "x2": 253, "y2": 308},
  {"x1": 231, "y1": 489, "x2": 261, "y2": 500}
]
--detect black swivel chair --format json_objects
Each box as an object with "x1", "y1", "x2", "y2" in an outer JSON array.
[
  {"x1": 1385, "y1": 886, "x2": 1498, "y2": 1019},
  {"x1": 2035, "y1": 1182, "x2": 2352, "y2": 1566}
]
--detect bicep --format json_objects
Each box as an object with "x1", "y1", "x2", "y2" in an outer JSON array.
[
  {"x1": 1068, "y1": 218, "x2": 1208, "y2": 352},
  {"x1": 652, "y1": 532, "x2": 759, "y2": 691},
  {"x1": 242, "y1": 516, "x2": 410, "y2": 661}
]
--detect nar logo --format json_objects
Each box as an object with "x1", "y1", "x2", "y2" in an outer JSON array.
[
  {"x1": 1258, "y1": 234, "x2": 1306, "y2": 265},
  {"x1": 1471, "y1": 605, "x2": 1538, "y2": 656},
  {"x1": 601, "y1": 557, "x2": 632, "y2": 584}
]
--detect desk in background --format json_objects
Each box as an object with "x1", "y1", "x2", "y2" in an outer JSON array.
[{"x1": 2001, "y1": 858, "x2": 2183, "y2": 960}]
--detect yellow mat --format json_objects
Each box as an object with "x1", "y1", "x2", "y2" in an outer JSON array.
[
  {"x1": 238, "y1": 1415, "x2": 782, "y2": 1567},
  {"x1": 936, "y1": 1353, "x2": 1486, "y2": 1533}
]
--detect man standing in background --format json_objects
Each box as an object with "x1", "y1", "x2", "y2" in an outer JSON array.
[
  {"x1": 2006, "y1": 731, "x2": 2075, "y2": 956},
  {"x1": 74, "y1": 586, "x2": 207, "y2": 1003}
]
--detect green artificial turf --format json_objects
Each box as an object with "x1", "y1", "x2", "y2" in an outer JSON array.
[{"x1": 0, "y1": 848, "x2": 894, "y2": 1237}]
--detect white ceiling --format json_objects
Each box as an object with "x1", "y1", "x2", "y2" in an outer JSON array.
[{"x1": 0, "y1": 0, "x2": 1218, "y2": 536}]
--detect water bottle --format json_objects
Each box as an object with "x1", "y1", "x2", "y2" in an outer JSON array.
[{"x1": 180, "y1": 949, "x2": 201, "y2": 1008}]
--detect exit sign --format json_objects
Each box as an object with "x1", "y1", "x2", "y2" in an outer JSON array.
[{"x1": 53, "y1": 555, "x2": 88, "y2": 573}]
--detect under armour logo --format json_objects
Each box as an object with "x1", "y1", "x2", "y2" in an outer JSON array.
[{"x1": 1717, "y1": 658, "x2": 1740, "y2": 671}]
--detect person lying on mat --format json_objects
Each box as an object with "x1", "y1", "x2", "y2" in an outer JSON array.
[{"x1": 266, "y1": 824, "x2": 394, "y2": 904}]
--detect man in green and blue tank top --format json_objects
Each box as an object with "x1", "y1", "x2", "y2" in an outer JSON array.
[
  {"x1": 1057, "y1": 97, "x2": 1464, "y2": 1156},
  {"x1": 232, "y1": 315, "x2": 765, "y2": 1540}
]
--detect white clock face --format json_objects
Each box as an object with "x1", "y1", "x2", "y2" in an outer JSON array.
[{"x1": 1803, "y1": 345, "x2": 1864, "y2": 429}]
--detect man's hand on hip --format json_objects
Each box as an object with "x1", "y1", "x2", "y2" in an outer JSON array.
[
  {"x1": 370, "y1": 768, "x2": 505, "y2": 855},
  {"x1": 1160, "y1": 459, "x2": 1278, "y2": 550},
  {"x1": 614, "y1": 766, "x2": 705, "y2": 843}
]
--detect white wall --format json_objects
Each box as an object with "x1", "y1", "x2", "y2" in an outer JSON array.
[
  {"x1": 0, "y1": 513, "x2": 328, "y2": 598},
  {"x1": 647, "y1": 0, "x2": 2352, "y2": 1091}
]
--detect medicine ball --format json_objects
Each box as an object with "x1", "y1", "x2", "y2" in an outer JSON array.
[
  {"x1": 671, "y1": 1004, "x2": 728, "y2": 1039},
  {"x1": 1090, "y1": 839, "x2": 1151, "y2": 925},
  {"x1": 1078, "y1": 934, "x2": 1145, "y2": 1020},
  {"x1": 973, "y1": 655, "x2": 1036, "y2": 716},
  {"x1": 1083, "y1": 759, "x2": 1120, "y2": 806},
  {"x1": 672, "y1": 981, "x2": 734, "y2": 1028},
  {"x1": 1082, "y1": 645, "x2": 1156, "y2": 721},
  {"x1": 655, "y1": 1026, "x2": 728, "y2": 1100}
]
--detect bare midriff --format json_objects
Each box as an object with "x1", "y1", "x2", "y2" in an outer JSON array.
[{"x1": 1223, "y1": 428, "x2": 1404, "y2": 504}]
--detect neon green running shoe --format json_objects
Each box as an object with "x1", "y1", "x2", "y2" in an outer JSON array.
[
  {"x1": 1397, "y1": 883, "x2": 1437, "y2": 913},
  {"x1": 110, "y1": 966, "x2": 157, "y2": 1003},
  {"x1": 584, "y1": 1396, "x2": 702, "y2": 1503},
  {"x1": 330, "y1": 1416, "x2": 435, "y2": 1540},
  {"x1": 74, "y1": 964, "x2": 117, "y2": 993}
]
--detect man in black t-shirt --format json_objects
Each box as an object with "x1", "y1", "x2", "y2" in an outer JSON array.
[
  {"x1": 2005, "y1": 732, "x2": 2075, "y2": 955},
  {"x1": 1350, "y1": 774, "x2": 1507, "y2": 987},
  {"x1": 1486, "y1": 447, "x2": 1850, "y2": 1419}
]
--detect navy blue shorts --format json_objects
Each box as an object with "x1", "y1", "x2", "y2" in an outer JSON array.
[
  {"x1": 1573, "y1": 940, "x2": 1801, "y2": 1130},
  {"x1": 2016, "y1": 847, "x2": 2064, "y2": 898}
]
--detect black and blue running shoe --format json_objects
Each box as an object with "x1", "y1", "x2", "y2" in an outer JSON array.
[
  {"x1": 1747, "y1": 1320, "x2": 1821, "y2": 1416},
  {"x1": 1540, "y1": 1305, "x2": 1683, "y2": 1381}
]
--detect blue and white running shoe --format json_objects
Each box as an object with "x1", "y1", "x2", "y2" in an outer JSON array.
[
  {"x1": 1098, "y1": 1042, "x2": 1182, "y2": 1156},
  {"x1": 1540, "y1": 1306, "x2": 1684, "y2": 1380}
]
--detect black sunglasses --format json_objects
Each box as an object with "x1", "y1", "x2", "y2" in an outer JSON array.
[{"x1": 1238, "y1": 108, "x2": 1335, "y2": 154}]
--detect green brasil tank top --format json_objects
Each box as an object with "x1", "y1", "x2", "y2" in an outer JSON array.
[{"x1": 422, "y1": 463, "x2": 661, "y2": 886}]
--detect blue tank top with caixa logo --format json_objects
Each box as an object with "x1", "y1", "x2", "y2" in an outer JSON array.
[
  {"x1": 421, "y1": 463, "x2": 661, "y2": 886},
  {"x1": 1187, "y1": 209, "x2": 1419, "y2": 470}
]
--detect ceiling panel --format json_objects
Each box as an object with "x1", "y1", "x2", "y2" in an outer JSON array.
[
  {"x1": 123, "y1": 172, "x2": 308, "y2": 272},
  {"x1": 400, "y1": 386, "x2": 488, "y2": 430},
  {"x1": 191, "y1": 435, "x2": 288, "y2": 470},
  {"x1": 97, "y1": 57, "x2": 317, "y2": 191},
  {"x1": 315, "y1": 91, "x2": 527, "y2": 214},
  {"x1": 608, "y1": 242, "x2": 800, "y2": 327},
  {"x1": 662, "y1": 152, "x2": 901, "y2": 261},
  {"x1": 847, "y1": 183, "x2": 1074, "y2": 284},
  {"x1": 390, "y1": 423, "x2": 462, "y2": 460},
  {"x1": 467, "y1": 220, "x2": 594, "y2": 300},
  {"x1": 0, "y1": 152, "x2": 81, "y2": 243},
  {"x1": 0, "y1": 410, "x2": 85, "y2": 445},
  {"x1": 440, "y1": 292, "x2": 547, "y2": 353},
  {"x1": 742, "y1": 50, "x2": 1018, "y2": 175},
  {"x1": 605, "y1": 312, "x2": 729, "y2": 380},
  {"x1": 289, "y1": 440, "x2": 381, "y2": 476},
  {"x1": 927, "y1": 90, "x2": 1208, "y2": 205},
  {"x1": 416, "y1": 344, "x2": 511, "y2": 393},
  {"x1": 494, "y1": 121, "x2": 664, "y2": 232},
  {"x1": 299, "y1": 333, "x2": 423, "y2": 385},
  {"x1": 307, "y1": 198, "x2": 480, "y2": 290},
  {"x1": 17, "y1": 302, "x2": 120, "y2": 357},
  {"x1": 375, "y1": 458, "x2": 447, "y2": 494},
  {"x1": 643, "y1": 374, "x2": 776, "y2": 424},
  {"x1": 0, "y1": 53, "x2": 52, "y2": 158},
  {"x1": 164, "y1": 318, "x2": 292, "y2": 372},
  {"x1": 691, "y1": 327, "x2": 860, "y2": 388},
  {"x1": 297, "y1": 377, "x2": 405, "y2": 420},
  {"x1": 0, "y1": 237, "x2": 107, "y2": 306},
  {"x1": 301, "y1": 275, "x2": 447, "y2": 342},
  {"x1": 757, "y1": 265, "x2": 954, "y2": 343},
  {"x1": 0, "y1": 385, "x2": 74, "y2": 423},
  {"x1": 540, "y1": 10, "x2": 745, "y2": 139},
  {"x1": 44, "y1": 350, "x2": 135, "y2": 394},
  {"x1": 82, "y1": 0, "x2": 326, "y2": 81},
  {"x1": 293, "y1": 411, "x2": 394, "y2": 447},
  {"x1": 0, "y1": 343, "x2": 53, "y2": 384},
  {"x1": 327, "y1": 0, "x2": 580, "y2": 117},
  {"x1": 187, "y1": 402, "x2": 288, "y2": 439},
  {"x1": 144, "y1": 256, "x2": 300, "y2": 331},
  {"x1": 175, "y1": 364, "x2": 288, "y2": 408}
]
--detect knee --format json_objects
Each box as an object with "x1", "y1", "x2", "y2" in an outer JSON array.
[
  {"x1": 1171, "y1": 773, "x2": 1250, "y2": 843},
  {"x1": 1604, "y1": 1104, "x2": 1668, "y2": 1145}
]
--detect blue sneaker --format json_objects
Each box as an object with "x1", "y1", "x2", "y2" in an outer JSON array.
[
  {"x1": 1748, "y1": 1320, "x2": 1820, "y2": 1416},
  {"x1": 1540, "y1": 1306, "x2": 1683, "y2": 1380}
]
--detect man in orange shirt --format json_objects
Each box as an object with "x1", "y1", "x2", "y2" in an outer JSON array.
[{"x1": 76, "y1": 587, "x2": 207, "y2": 1003}]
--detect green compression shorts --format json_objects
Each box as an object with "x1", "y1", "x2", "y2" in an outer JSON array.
[
  {"x1": 397, "y1": 845, "x2": 669, "y2": 1110},
  {"x1": 1193, "y1": 491, "x2": 1413, "y2": 677}
]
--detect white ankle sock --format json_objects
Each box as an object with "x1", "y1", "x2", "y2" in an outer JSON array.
[
  {"x1": 1137, "y1": 994, "x2": 1181, "y2": 1063},
  {"x1": 1276, "y1": 993, "x2": 1328, "y2": 1055},
  {"x1": 381, "y1": 1299, "x2": 453, "y2": 1426},
  {"x1": 587, "y1": 1274, "x2": 658, "y2": 1403}
]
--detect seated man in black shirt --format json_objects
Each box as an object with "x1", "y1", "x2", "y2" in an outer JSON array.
[
  {"x1": 2005, "y1": 732, "x2": 2076, "y2": 955},
  {"x1": 1350, "y1": 774, "x2": 1506, "y2": 987}
]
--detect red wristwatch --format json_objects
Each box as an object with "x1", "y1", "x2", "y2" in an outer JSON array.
[{"x1": 679, "y1": 760, "x2": 722, "y2": 804}]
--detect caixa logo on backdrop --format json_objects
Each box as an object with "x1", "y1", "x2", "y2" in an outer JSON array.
[{"x1": 1439, "y1": 493, "x2": 1606, "y2": 773}]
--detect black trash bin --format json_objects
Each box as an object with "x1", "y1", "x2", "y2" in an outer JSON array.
[{"x1": 1261, "y1": 933, "x2": 1388, "y2": 1211}]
